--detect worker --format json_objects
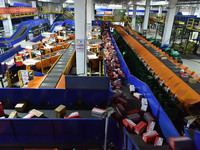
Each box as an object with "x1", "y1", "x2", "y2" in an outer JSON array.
[
  {"x1": 39, "y1": 39, "x2": 46, "y2": 55},
  {"x1": 60, "y1": 30, "x2": 64, "y2": 36},
  {"x1": 97, "y1": 47, "x2": 104, "y2": 74},
  {"x1": 177, "y1": 57, "x2": 183, "y2": 64},
  {"x1": 14, "y1": 51, "x2": 25, "y2": 70}
]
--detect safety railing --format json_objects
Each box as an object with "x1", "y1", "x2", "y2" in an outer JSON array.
[
  {"x1": 185, "y1": 18, "x2": 200, "y2": 32},
  {"x1": 10, "y1": 12, "x2": 37, "y2": 18},
  {"x1": 65, "y1": 11, "x2": 74, "y2": 20},
  {"x1": 96, "y1": 15, "x2": 129, "y2": 22},
  {"x1": 0, "y1": 15, "x2": 8, "y2": 20},
  {"x1": 186, "y1": 18, "x2": 194, "y2": 30},
  {"x1": 40, "y1": 7, "x2": 64, "y2": 14}
]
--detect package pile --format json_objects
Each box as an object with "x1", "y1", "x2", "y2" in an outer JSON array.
[
  {"x1": 1, "y1": 102, "x2": 81, "y2": 119},
  {"x1": 103, "y1": 31, "x2": 164, "y2": 146}
]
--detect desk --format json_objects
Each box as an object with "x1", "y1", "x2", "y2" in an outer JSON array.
[{"x1": 23, "y1": 59, "x2": 39, "y2": 71}]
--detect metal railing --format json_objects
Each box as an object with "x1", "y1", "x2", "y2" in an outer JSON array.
[{"x1": 40, "y1": 7, "x2": 64, "y2": 14}]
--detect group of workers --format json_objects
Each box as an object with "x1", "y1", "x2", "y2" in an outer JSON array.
[{"x1": 13, "y1": 38, "x2": 47, "y2": 75}]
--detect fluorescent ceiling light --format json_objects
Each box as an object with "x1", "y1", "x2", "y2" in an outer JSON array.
[{"x1": 65, "y1": 0, "x2": 74, "y2": 3}]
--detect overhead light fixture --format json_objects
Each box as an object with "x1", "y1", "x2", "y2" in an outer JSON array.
[{"x1": 65, "y1": 0, "x2": 74, "y2": 3}]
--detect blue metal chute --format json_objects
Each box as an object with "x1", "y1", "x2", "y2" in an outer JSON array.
[
  {"x1": 49, "y1": 21, "x2": 64, "y2": 33},
  {"x1": 0, "y1": 19, "x2": 50, "y2": 48}
]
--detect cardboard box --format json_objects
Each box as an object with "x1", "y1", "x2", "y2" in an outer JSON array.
[
  {"x1": 112, "y1": 89, "x2": 123, "y2": 98},
  {"x1": 29, "y1": 109, "x2": 44, "y2": 118},
  {"x1": 189, "y1": 78, "x2": 197, "y2": 84},
  {"x1": 116, "y1": 103, "x2": 126, "y2": 116},
  {"x1": 134, "y1": 121, "x2": 147, "y2": 135},
  {"x1": 127, "y1": 109, "x2": 140, "y2": 115},
  {"x1": 142, "y1": 130, "x2": 158, "y2": 143},
  {"x1": 113, "y1": 79, "x2": 121, "y2": 86},
  {"x1": 123, "y1": 118, "x2": 136, "y2": 132},
  {"x1": 161, "y1": 57, "x2": 167, "y2": 60},
  {"x1": 112, "y1": 112, "x2": 123, "y2": 121},
  {"x1": 115, "y1": 97, "x2": 127, "y2": 107},
  {"x1": 168, "y1": 136, "x2": 194, "y2": 150},
  {"x1": 127, "y1": 113, "x2": 141, "y2": 123},
  {"x1": 181, "y1": 73, "x2": 189, "y2": 77},
  {"x1": 54, "y1": 105, "x2": 66, "y2": 118},
  {"x1": 91, "y1": 107, "x2": 105, "y2": 117},
  {"x1": 147, "y1": 121, "x2": 155, "y2": 132},
  {"x1": 0, "y1": 102, "x2": 5, "y2": 117},
  {"x1": 65, "y1": 112, "x2": 80, "y2": 118},
  {"x1": 154, "y1": 137, "x2": 163, "y2": 146},
  {"x1": 133, "y1": 92, "x2": 144, "y2": 100},
  {"x1": 144, "y1": 112, "x2": 155, "y2": 122},
  {"x1": 23, "y1": 113, "x2": 35, "y2": 118},
  {"x1": 141, "y1": 98, "x2": 148, "y2": 112},
  {"x1": 129, "y1": 84, "x2": 136, "y2": 93},
  {"x1": 15, "y1": 102, "x2": 27, "y2": 112},
  {"x1": 8, "y1": 111, "x2": 18, "y2": 118}
]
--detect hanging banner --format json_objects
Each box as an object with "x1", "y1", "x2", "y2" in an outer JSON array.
[{"x1": 0, "y1": 7, "x2": 37, "y2": 14}]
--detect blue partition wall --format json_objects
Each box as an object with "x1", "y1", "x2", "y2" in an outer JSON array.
[
  {"x1": 0, "y1": 88, "x2": 111, "y2": 107},
  {"x1": 0, "y1": 118, "x2": 123, "y2": 149},
  {"x1": 109, "y1": 28, "x2": 180, "y2": 141},
  {"x1": 185, "y1": 126, "x2": 200, "y2": 150}
]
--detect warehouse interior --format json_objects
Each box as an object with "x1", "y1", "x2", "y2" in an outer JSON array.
[{"x1": 0, "y1": 0, "x2": 200, "y2": 149}]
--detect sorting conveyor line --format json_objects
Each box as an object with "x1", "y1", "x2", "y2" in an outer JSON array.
[
  {"x1": 39, "y1": 40, "x2": 75, "y2": 88},
  {"x1": 114, "y1": 25, "x2": 200, "y2": 107},
  {"x1": 0, "y1": 25, "x2": 29, "y2": 44},
  {"x1": 123, "y1": 27, "x2": 200, "y2": 95}
]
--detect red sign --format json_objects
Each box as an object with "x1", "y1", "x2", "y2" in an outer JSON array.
[{"x1": 0, "y1": 7, "x2": 37, "y2": 14}]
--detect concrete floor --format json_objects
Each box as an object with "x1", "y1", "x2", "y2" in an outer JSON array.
[{"x1": 181, "y1": 54, "x2": 200, "y2": 76}]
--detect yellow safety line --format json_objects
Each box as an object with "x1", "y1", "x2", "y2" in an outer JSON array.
[
  {"x1": 183, "y1": 63, "x2": 200, "y2": 75},
  {"x1": 189, "y1": 59, "x2": 200, "y2": 67}
]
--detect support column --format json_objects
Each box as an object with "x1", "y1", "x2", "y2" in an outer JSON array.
[
  {"x1": 142, "y1": 0, "x2": 150, "y2": 36},
  {"x1": 49, "y1": 14, "x2": 54, "y2": 25},
  {"x1": 0, "y1": 0, "x2": 13, "y2": 37},
  {"x1": 48, "y1": 3, "x2": 54, "y2": 25},
  {"x1": 158, "y1": 6, "x2": 162, "y2": 14},
  {"x1": 132, "y1": 4, "x2": 137, "y2": 30},
  {"x1": 31, "y1": 1, "x2": 38, "y2": 19},
  {"x1": 197, "y1": 4, "x2": 200, "y2": 17},
  {"x1": 75, "y1": 0, "x2": 87, "y2": 76},
  {"x1": 126, "y1": 4, "x2": 129, "y2": 17},
  {"x1": 176, "y1": 6, "x2": 180, "y2": 15},
  {"x1": 87, "y1": 0, "x2": 94, "y2": 39},
  {"x1": 190, "y1": 7, "x2": 196, "y2": 15},
  {"x1": 161, "y1": 0, "x2": 178, "y2": 46}
]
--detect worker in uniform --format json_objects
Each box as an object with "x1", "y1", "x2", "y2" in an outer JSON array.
[
  {"x1": 14, "y1": 51, "x2": 25, "y2": 70},
  {"x1": 97, "y1": 47, "x2": 104, "y2": 74},
  {"x1": 39, "y1": 39, "x2": 46, "y2": 55}
]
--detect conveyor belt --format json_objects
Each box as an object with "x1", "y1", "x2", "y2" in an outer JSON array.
[
  {"x1": 124, "y1": 27, "x2": 200, "y2": 95},
  {"x1": 0, "y1": 25, "x2": 29, "y2": 44},
  {"x1": 39, "y1": 40, "x2": 75, "y2": 88},
  {"x1": 115, "y1": 26, "x2": 200, "y2": 107}
]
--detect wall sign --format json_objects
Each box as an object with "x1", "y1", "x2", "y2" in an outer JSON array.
[{"x1": 75, "y1": 39, "x2": 85, "y2": 53}]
